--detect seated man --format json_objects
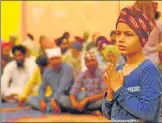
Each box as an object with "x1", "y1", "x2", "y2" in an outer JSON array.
[
  {"x1": 1, "y1": 42, "x2": 12, "y2": 73},
  {"x1": 27, "y1": 47, "x2": 74, "y2": 113},
  {"x1": 1, "y1": 45, "x2": 36, "y2": 102},
  {"x1": 63, "y1": 41, "x2": 84, "y2": 77},
  {"x1": 70, "y1": 51, "x2": 106, "y2": 115},
  {"x1": 18, "y1": 55, "x2": 52, "y2": 106}
]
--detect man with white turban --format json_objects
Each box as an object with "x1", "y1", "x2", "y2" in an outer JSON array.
[{"x1": 27, "y1": 47, "x2": 74, "y2": 113}]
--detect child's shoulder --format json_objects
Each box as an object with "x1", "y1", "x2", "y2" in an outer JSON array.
[
  {"x1": 141, "y1": 59, "x2": 158, "y2": 71},
  {"x1": 116, "y1": 59, "x2": 158, "y2": 71}
]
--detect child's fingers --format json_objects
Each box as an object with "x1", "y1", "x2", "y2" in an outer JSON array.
[{"x1": 118, "y1": 70, "x2": 123, "y2": 81}]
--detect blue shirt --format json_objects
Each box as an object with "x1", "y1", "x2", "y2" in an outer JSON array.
[
  {"x1": 39, "y1": 63, "x2": 74, "y2": 101},
  {"x1": 102, "y1": 59, "x2": 162, "y2": 122}
]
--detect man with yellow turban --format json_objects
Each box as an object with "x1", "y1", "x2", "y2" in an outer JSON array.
[{"x1": 101, "y1": 45, "x2": 125, "y2": 66}]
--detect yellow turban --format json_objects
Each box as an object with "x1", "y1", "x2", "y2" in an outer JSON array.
[{"x1": 101, "y1": 45, "x2": 120, "y2": 60}]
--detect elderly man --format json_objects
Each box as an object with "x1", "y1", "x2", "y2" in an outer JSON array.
[
  {"x1": 27, "y1": 47, "x2": 74, "y2": 113},
  {"x1": 69, "y1": 51, "x2": 106, "y2": 115},
  {"x1": 1, "y1": 45, "x2": 36, "y2": 102},
  {"x1": 56, "y1": 36, "x2": 70, "y2": 55}
]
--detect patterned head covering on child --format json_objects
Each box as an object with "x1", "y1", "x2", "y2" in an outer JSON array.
[{"x1": 116, "y1": 6, "x2": 154, "y2": 47}]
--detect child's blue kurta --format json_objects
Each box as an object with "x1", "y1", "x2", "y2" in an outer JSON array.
[{"x1": 102, "y1": 59, "x2": 162, "y2": 122}]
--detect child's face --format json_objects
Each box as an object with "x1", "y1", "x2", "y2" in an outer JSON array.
[{"x1": 116, "y1": 23, "x2": 143, "y2": 56}]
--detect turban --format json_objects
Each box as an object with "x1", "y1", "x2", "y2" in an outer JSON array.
[
  {"x1": 45, "y1": 47, "x2": 61, "y2": 58},
  {"x1": 84, "y1": 51, "x2": 96, "y2": 61},
  {"x1": 116, "y1": 6, "x2": 154, "y2": 47},
  {"x1": 71, "y1": 41, "x2": 83, "y2": 51},
  {"x1": 36, "y1": 55, "x2": 48, "y2": 67},
  {"x1": 101, "y1": 45, "x2": 120, "y2": 59},
  {"x1": 74, "y1": 36, "x2": 84, "y2": 44},
  {"x1": 98, "y1": 40, "x2": 112, "y2": 51},
  {"x1": 1, "y1": 42, "x2": 11, "y2": 50}
]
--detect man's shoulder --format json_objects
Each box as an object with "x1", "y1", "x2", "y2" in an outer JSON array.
[
  {"x1": 43, "y1": 67, "x2": 53, "y2": 75},
  {"x1": 62, "y1": 63, "x2": 72, "y2": 70},
  {"x1": 3, "y1": 61, "x2": 17, "y2": 72},
  {"x1": 5, "y1": 60, "x2": 16, "y2": 68},
  {"x1": 140, "y1": 59, "x2": 160, "y2": 73}
]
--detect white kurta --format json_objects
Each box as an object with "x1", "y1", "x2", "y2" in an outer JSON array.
[{"x1": 1, "y1": 58, "x2": 37, "y2": 97}]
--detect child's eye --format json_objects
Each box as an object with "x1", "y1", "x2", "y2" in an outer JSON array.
[
  {"x1": 125, "y1": 33, "x2": 133, "y2": 37},
  {"x1": 116, "y1": 32, "x2": 121, "y2": 36}
]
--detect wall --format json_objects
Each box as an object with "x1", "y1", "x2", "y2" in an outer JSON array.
[
  {"x1": 25, "y1": 1, "x2": 119, "y2": 43},
  {"x1": 1, "y1": 1, "x2": 162, "y2": 43},
  {"x1": 1, "y1": 1, "x2": 22, "y2": 43}
]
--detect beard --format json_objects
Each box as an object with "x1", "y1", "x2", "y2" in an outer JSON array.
[{"x1": 16, "y1": 61, "x2": 24, "y2": 68}]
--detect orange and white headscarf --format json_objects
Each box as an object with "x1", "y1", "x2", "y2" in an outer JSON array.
[{"x1": 84, "y1": 51, "x2": 96, "y2": 61}]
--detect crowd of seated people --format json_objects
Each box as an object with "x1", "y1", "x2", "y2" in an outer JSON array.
[{"x1": 1, "y1": 31, "x2": 126, "y2": 115}]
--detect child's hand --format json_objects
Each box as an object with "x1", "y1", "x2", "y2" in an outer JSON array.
[{"x1": 105, "y1": 62, "x2": 124, "y2": 92}]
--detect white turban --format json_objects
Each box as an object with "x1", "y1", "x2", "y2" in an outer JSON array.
[{"x1": 45, "y1": 47, "x2": 61, "y2": 58}]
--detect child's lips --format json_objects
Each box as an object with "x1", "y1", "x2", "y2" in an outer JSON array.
[{"x1": 118, "y1": 45, "x2": 126, "y2": 50}]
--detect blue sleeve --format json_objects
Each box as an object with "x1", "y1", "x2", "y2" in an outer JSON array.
[
  {"x1": 39, "y1": 70, "x2": 48, "y2": 100},
  {"x1": 102, "y1": 92, "x2": 114, "y2": 120},
  {"x1": 113, "y1": 67, "x2": 162, "y2": 121},
  {"x1": 53, "y1": 65, "x2": 74, "y2": 101}
]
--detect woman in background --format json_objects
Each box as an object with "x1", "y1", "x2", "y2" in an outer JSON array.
[{"x1": 134, "y1": 1, "x2": 162, "y2": 65}]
